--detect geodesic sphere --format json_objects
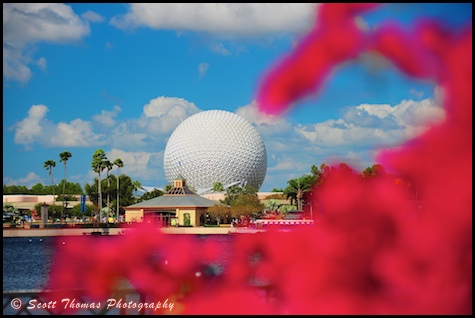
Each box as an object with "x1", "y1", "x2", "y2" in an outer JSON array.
[{"x1": 163, "y1": 110, "x2": 267, "y2": 193}]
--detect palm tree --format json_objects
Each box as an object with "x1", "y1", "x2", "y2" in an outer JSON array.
[
  {"x1": 103, "y1": 160, "x2": 113, "y2": 221},
  {"x1": 43, "y1": 160, "x2": 56, "y2": 215},
  {"x1": 132, "y1": 180, "x2": 143, "y2": 199},
  {"x1": 91, "y1": 149, "x2": 107, "y2": 221},
  {"x1": 59, "y1": 151, "x2": 72, "y2": 224},
  {"x1": 264, "y1": 199, "x2": 280, "y2": 213},
  {"x1": 113, "y1": 158, "x2": 124, "y2": 222},
  {"x1": 283, "y1": 174, "x2": 314, "y2": 212}
]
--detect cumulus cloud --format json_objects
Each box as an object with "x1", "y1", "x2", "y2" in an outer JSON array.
[
  {"x1": 297, "y1": 97, "x2": 445, "y2": 149},
  {"x1": 92, "y1": 105, "x2": 122, "y2": 128},
  {"x1": 3, "y1": 172, "x2": 43, "y2": 188},
  {"x1": 236, "y1": 100, "x2": 294, "y2": 137},
  {"x1": 11, "y1": 96, "x2": 204, "y2": 153},
  {"x1": 139, "y1": 96, "x2": 200, "y2": 135},
  {"x1": 110, "y1": 3, "x2": 317, "y2": 37},
  {"x1": 3, "y1": 3, "x2": 90, "y2": 82},
  {"x1": 258, "y1": 91, "x2": 447, "y2": 188},
  {"x1": 106, "y1": 148, "x2": 164, "y2": 183},
  {"x1": 13, "y1": 104, "x2": 106, "y2": 149},
  {"x1": 51, "y1": 119, "x2": 103, "y2": 147},
  {"x1": 268, "y1": 156, "x2": 307, "y2": 172},
  {"x1": 14, "y1": 105, "x2": 48, "y2": 146}
]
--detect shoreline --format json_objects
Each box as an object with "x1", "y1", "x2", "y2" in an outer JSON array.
[{"x1": 3, "y1": 226, "x2": 238, "y2": 237}]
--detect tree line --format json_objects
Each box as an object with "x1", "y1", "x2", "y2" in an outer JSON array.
[
  {"x1": 278, "y1": 162, "x2": 422, "y2": 218},
  {"x1": 4, "y1": 149, "x2": 420, "y2": 224},
  {"x1": 3, "y1": 149, "x2": 156, "y2": 223}
]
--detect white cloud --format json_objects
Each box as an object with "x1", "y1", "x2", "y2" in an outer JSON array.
[
  {"x1": 409, "y1": 88, "x2": 424, "y2": 99},
  {"x1": 3, "y1": 172, "x2": 42, "y2": 188},
  {"x1": 92, "y1": 105, "x2": 122, "y2": 128},
  {"x1": 143, "y1": 96, "x2": 199, "y2": 118},
  {"x1": 3, "y1": 3, "x2": 90, "y2": 82},
  {"x1": 13, "y1": 105, "x2": 106, "y2": 149},
  {"x1": 236, "y1": 100, "x2": 287, "y2": 125},
  {"x1": 110, "y1": 3, "x2": 318, "y2": 37},
  {"x1": 106, "y1": 149, "x2": 163, "y2": 183},
  {"x1": 268, "y1": 156, "x2": 307, "y2": 172},
  {"x1": 209, "y1": 43, "x2": 230, "y2": 55},
  {"x1": 81, "y1": 10, "x2": 104, "y2": 23},
  {"x1": 36, "y1": 57, "x2": 47, "y2": 71},
  {"x1": 140, "y1": 96, "x2": 200, "y2": 135},
  {"x1": 198, "y1": 62, "x2": 209, "y2": 78},
  {"x1": 50, "y1": 119, "x2": 103, "y2": 147},
  {"x1": 297, "y1": 97, "x2": 445, "y2": 149},
  {"x1": 14, "y1": 105, "x2": 48, "y2": 145},
  {"x1": 235, "y1": 100, "x2": 294, "y2": 138}
]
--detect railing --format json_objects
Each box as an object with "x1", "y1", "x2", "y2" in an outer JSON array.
[{"x1": 3, "y1": 288, "x2": 152, "y2": 315}]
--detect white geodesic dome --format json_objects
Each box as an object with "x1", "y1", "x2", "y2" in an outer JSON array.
[{"x1": 163, "y1": 110, "x2": 267, "y2": 194}]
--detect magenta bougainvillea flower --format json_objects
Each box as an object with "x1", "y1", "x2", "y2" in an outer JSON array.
[{"x1": 42, "y1": 3, "x2": 471, "y2": 315}]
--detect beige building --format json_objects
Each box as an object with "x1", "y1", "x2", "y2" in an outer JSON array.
[
  {"x1": 123, "y1": 178, "x2": 224, "y2": 227},
  {"x1": 3, "y1": 195, "x2": 86, "y2": 212}
]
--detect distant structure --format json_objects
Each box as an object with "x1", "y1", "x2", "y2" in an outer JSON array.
[
  {"x1": 163, "y1": 110, "x2": 267, "y2": 195},
  {"x1": 123, "y1": 177, "x2": 223, "y2": 227}
]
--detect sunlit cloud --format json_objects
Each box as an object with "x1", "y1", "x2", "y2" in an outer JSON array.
[
  {"x1": 92, "y1": 105, "x2": 122, "y2": 128},
  {"x1": 13, "y1": 105, "x2": 106, "y2": 149},
  {"x1": 3, "y1": 3, "x2": 90, "y2": 83},
  {"x1": 110, "y1": 3, "x2": 318, "y2": 37}
]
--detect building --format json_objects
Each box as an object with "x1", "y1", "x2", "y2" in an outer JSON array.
[
  {"x1": 163, "y1": 110, "x2": 267, "y2": 195},
  {"x1": 3, "y1": 194, "x2": 87, "y2": 212},
  {"x1": 123, "y1": 178, "x2": 224, "y2": 227}
]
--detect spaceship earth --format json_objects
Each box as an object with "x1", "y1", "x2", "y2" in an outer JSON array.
[{"x1": 163, "y1": 110, "x2": 267, "y2": 193}]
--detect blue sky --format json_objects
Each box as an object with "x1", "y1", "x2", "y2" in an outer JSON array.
[{"x1": 3, "y1": 3, "x2": 472, "y2": 193}]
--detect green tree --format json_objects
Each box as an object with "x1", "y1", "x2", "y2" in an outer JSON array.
[
  {"x1": 278, "y1": 204, "x2": 298, "y2": 214},
  {"x1": 132, "y1": 180, "x2": 143, "y2": 199},
  {"x1": 283, "y1": 174, "x2": 314, "y2": 211},
  {"x1": 31, "y1": 183, "x2": 46, "y2": 195},
  {"x1": 264, "y1": 199, "x2": 280, "y2": 213},
  {"x1": 43, "y1": 159, "x2": 57, "y2": 213},
  {"x1": 207, "y1": 204, "x2": 232, "y2": 224},
  {"x1": 91, "y1": 149, "x2": 107, "y2": 220},
  {"x1": 113, "y1": 158, "x2": 124, "y2": 222},
  {"x1": 221, "y1": 185, "x2": 263, "y2": 218},
  {"x1": 212, "y1": 182, "x2": 224, "y2": 193},
  {"x1": 59, "y1": 151, "x2": 72, "y2": 223},
  {"x1": 139, "y1": 188, "x2": 164, "y2": 202},
  {"x1": 70, "y1": 203, "x2": 94, "y2": 218},
  {"x1": 362, "y1": 164, "x2": 387, "y2": 179}
]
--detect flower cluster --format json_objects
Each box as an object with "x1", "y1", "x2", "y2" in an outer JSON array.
[{"x1": 43, "y1": 3, "x2": 471, "y2": 315}]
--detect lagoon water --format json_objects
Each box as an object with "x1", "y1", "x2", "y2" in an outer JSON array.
[
  {"x1": 3, "y1": 234, "x2": 234, "y2": 292},
  {"x1": 3, "y1": 236, "x2": 56, "y2": 291},
  {"x1": 4, "y1": 234, "x2": 236, "y2": 314}
]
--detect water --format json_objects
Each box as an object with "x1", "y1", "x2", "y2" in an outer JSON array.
[
  {"x1": 3, "y1": 236, "x2": 56, "y2": 291},
  {"x1": 3, "y1": 234, "x2": 236, "y2": 315},
  {"x1": 3, "y1": 235, "x2": 234, "y2": 292}
]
